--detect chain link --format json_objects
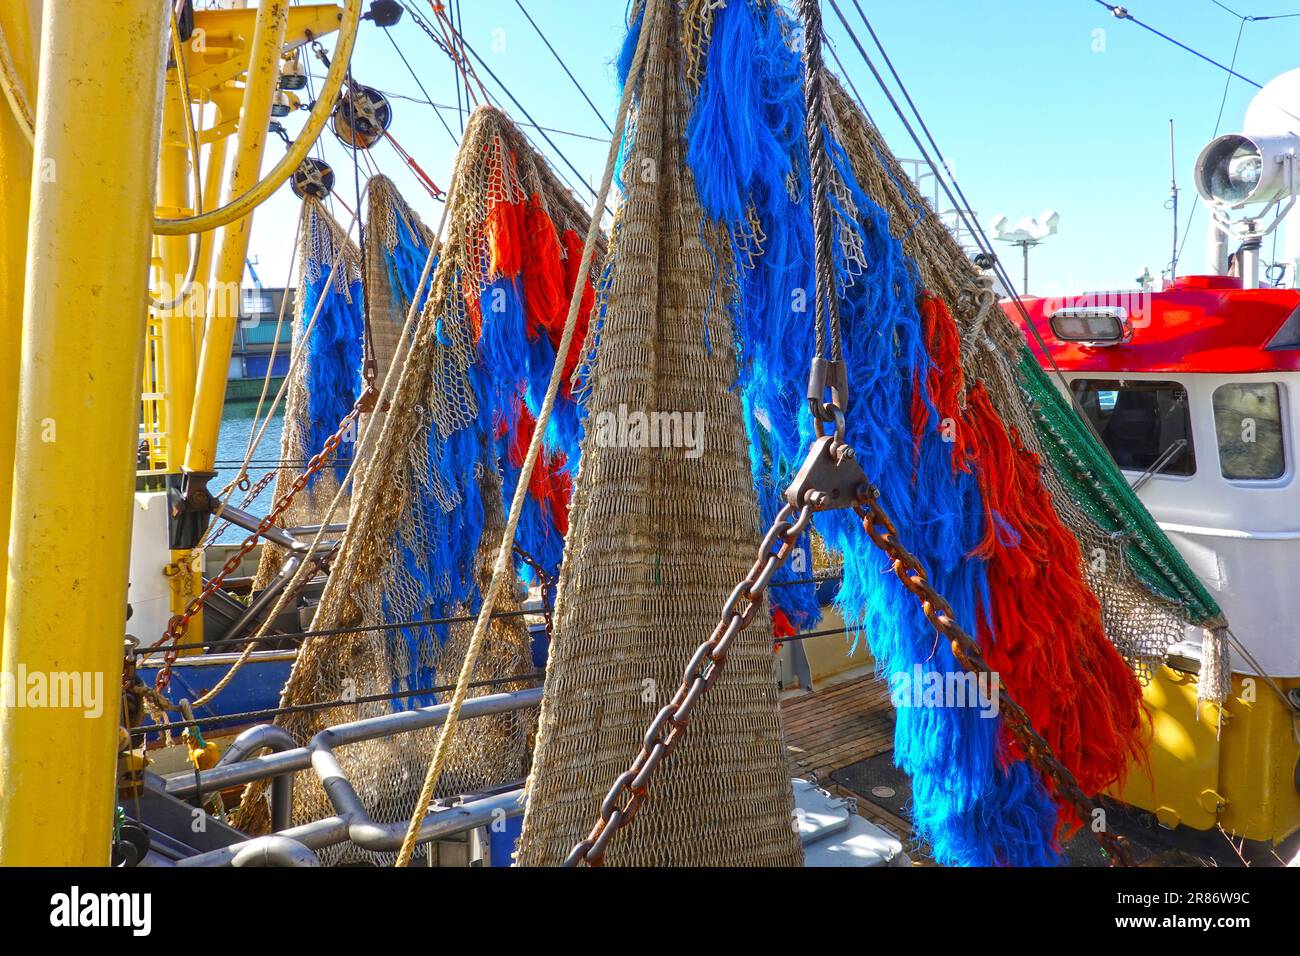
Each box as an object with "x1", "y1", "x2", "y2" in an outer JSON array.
[
  {"x1": 855, "y1": 492, "x2": 1135, "y2": 866},
  {"x1": 154, "y1": 404, "x2": 365, "y2": 693},
  {"x1": 202, "y1": 468, "x2": 278, "y2": 547},
  {"x1": 565, "y1": 433, "x2": 1133, "y2": 866},
  {"x1": 563, "y1": 501, "x2": 814, "y2": 867},
  {"x1": 511, "y1": 544, "x2": 555, "y2": 645}
]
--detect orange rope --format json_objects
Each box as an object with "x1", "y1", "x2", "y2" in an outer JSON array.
[
  {"x1": 382, "y1": 129, "x2": 446, "y2": 199},
  {"x1": 429, "y1": 1, "x2": 491, "y2": 105}
]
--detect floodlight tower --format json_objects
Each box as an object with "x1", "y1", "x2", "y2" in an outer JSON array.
[
  {"x1": 1193, "y1": 70, "x2": 1300, "y2": 288},
  {"x1": 989, "y1": 210, "x2": 1059, "y2": 296}
]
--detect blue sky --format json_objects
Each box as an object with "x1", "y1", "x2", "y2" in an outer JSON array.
[{"x1": 246, "y1": 0, "x2": 1300, "y2": 298}]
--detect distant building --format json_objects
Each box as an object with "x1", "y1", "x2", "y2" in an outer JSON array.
[{"x1": 228, "y1": 286, "x2": 295, "y2": 402}]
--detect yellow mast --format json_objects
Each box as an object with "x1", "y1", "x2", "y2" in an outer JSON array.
[
  {"x1": 0, "y1": 0, "x2": 40, "y2": 641},
  {"x1": 149, "y1": 3, "x2": 349, "y2": 653},
  {"x1": 0, "y1": 0, "x2": 169, "y2": 866},
  {"x1": 184, "y1": 0, "x2": 289, "y2": 475}
]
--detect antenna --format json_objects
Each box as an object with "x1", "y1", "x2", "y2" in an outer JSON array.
[{"x1": 1167, "y1": 119, "x2": 1179, "y2": 284}]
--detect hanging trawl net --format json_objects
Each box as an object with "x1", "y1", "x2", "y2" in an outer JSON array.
[
  {"x1": 821, "y1": 76, "x2": 1223, "y2": 675},
  {"x1": 252, "y1": 199, "x2": 363, "y2": 591},
  {"x1": 515, "y1": 0, "x2": 803, "y2": 867},
  {"x1": 521, "y1": 0, "x2": 1224, "y2": 868},
  {"x1": 355, "y1": 174, "x2": 437, "y2": 472},
  {"x1": 231, "y1": 112, "x2": 597, "y2": 863}
]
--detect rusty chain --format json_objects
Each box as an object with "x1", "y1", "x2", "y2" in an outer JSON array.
[
  {"x1": 855, "y1": 492, "x2": 1135, "y2": 866},
  {"x1": 511, "y1": 544, "x2": 555, "y2": 644},
  {"x1": 563, "y1": 499, "x2": 814, "y2": 867},
  {"x1": 565, "y1": 426, "x2": 1133, "y2": 867},
  {"x1": 202, "y1": 467, "x2": 278, "y2": 546},
  {"x1": 154, "y1": 402, "x2": 366, "y2": 692}
]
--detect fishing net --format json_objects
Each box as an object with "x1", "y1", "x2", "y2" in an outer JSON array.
[
  {"x1": 515, "y1": 0, "x2": 803, "y2": 867},
  {"x1": 231, "y1": 111, "x2": 597, "y2": 864},
  {"x1": 545, "y1": 0, "x2": 1227, "y2": 866},
  {"x1": 252, "y1": 199, "x2": 362, "y2": 592},
  {"x1": 822, "y1": 75, "x2": 1223, "y2": 680},
  {"x1": 356, "y1": 174, "x2": 437, "y2": 471}
]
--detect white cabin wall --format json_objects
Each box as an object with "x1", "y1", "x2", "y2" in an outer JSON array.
[{"x1": 1060, "y1": 370, "x2": 1300, "y2": 677}]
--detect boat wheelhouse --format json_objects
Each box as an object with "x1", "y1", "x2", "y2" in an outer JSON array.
[{"x1": 1010, "y1": 275, "x2": 1300, "y2": 844}]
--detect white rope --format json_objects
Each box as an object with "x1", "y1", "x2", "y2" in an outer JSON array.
[{"x1": 391, "y1": 0, "x2": 661, "y2": 868}]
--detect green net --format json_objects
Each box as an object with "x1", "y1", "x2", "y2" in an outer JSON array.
[{"x1": 1016, "y1": 348, "x2": 1223, "y2": 626}]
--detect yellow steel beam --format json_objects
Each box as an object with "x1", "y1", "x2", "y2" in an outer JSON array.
[
  {"x1": 192, "y1": 95, "x2": 236, "y2": 347},
  {"x1": 0, "y1": 0, "x2": 169, "y2": 866},
  {"x1": 157, "y1": 86, "x2": 197, "y2": 468},
  {"x1": 184, "y1": 0, "x2": 289, "y2": 475},
  {"x1": 181, "y1": 4, "x2": 345, "y2": 95},
  {"x1": 0, "y1": 0, "x2": 40, "y2": 652},
  {"x1": 154, "y1": 0, "x2": 358, "y2": 239}
]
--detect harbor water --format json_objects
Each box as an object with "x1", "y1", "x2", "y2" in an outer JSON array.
[{"x1": 212, "y1": 401, "x2": 285, "y2": 544}]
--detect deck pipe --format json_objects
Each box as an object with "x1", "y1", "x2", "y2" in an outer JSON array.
[
  {"x1": 166, "y1": 689, "x2": 540, "y2": 862},
  {"x1": 229, "y1": 834, "x2": 321, "y2": 867},
  {"x1": 176, "y1": 788, "x2": 526, "y2": 866},
  {"x1": 215, "y1": 723, "x2": 299, "y2": 833},
  {"x1": 165, "y1": 687, "x2": 543, "y2": 797}
]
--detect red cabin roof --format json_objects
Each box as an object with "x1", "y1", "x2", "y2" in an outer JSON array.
[{"x1": 1005, "y1": 275, "x2": 1300, "y2": 375}]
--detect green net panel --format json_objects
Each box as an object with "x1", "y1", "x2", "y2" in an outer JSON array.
[{"x1": 1017, "y1": 348, "x2": 1223, "y2": 626}]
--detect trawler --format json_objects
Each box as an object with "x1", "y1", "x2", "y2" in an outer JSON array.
[{"x1": 0, "y1": 0, "x2": 1294, "y2": 872}]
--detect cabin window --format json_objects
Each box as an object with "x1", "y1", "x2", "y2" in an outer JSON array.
[
  {"x1": 1213, "y1": 383, "x2": 1285, "y2": 480},
  {"x1": 1070, "y1": 379, "x2": 1196, "y2": 476}
]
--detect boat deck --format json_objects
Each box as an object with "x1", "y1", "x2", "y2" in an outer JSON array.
[{"x1": 781, "y1": 669, "x2": 918, "y2": 851}]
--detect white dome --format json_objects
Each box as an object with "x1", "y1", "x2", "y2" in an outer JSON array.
[{"x1": 1244, "y1": 69, "x2": 1300, "y2": 137}]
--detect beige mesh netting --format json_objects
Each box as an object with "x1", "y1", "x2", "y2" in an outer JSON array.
[
  {"x1": 514, "y1": 0, "x2": 802, "y2": 867},
  {"x1": 252, "y1": 199, "x2": 361, "y2": 592},
  {"x1": 231, "y1": 114, "x2": 600, "y2": 861},
  {"x1": 824, "y1": 77, "x2": 1188, "y2": 678},
  {"x1": 356, "y1": 175, "x2": 437, "y2": 472}
]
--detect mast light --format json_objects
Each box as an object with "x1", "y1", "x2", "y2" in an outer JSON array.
[{"x1": 1194, "y1": 133, "x2": 1300, "y2": 209}]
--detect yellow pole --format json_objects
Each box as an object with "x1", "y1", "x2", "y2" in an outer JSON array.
[
  {"x1": 158, "y1": 87, "x2": 197, "y2": 467},
  {"x1": 0, "y1": 0, "x2": 169, "y2": 866},
  {"x1": 192, "y1": 104, "x2": 231, "y2": 346},
  {"x1": 158, "y1": 87, "x2": 207, "y2": 651},
  {"x1": 0, "y1": 0, "x2": 41, "y2": 644},
  {"x1": 184, "y1": 0, "x2": 288, "y2": 474}
]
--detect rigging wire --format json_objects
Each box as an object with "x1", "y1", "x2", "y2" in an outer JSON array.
[
  {"x1": 377, "y1": 86, "x2": 609, "y2": 142},
  {"x1": 426, "y1": 0, "x2": 490, "y2": 104},
  {"x1": 1209, "y1": 0, "x2": 1300, "y2": 21},
  {"x1": 512, "y1": 0, "x2": 614, "y2": 135},
  {"x1": 825, "y1": 35, "x2": 876, "y2": 128},
  {"x1": 134, "y1": 607, "x2": 541, "y2": 655},
  {"x1": 455, "y1": 0, "x2": 473, "y2": 126},
  {"x1": 381, "y1": 24, "x2": 460, "y2": 147},
  {"x1": 441, "y1": 18, "x2": 613, "y2": 216},
  {"x1": 131, "y1": 671, "x2": 545, "y2": 735},
  {"x1": 827, "y1": 0, "x2": 1097, "y2": 437},
  {"x1": 1091, "y1": 0, "x2": 1262, "y2": 88},
  {"x1": 308, "y1": 70, "x2": 607, "y2": 143},
  {"x1": 384, "y1": 4, "x2": 611, "y2": 210}
]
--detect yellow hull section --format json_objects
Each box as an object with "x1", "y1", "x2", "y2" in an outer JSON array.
[{"x1": 1113, "y1": 666, "x2": 1300, "y2": 844}]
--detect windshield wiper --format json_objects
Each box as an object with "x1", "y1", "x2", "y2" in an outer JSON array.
[{"x1": 1130, "y1": 438, "x2": 1188, "y2": 494}]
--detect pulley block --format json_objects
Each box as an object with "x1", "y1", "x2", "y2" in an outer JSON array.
[
  {"x1": 291, "y1": 157, "x2": 336, "y2": 200},
  {"x1": 331, "y1": 84, "x2": 392, "y2": 150}
]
